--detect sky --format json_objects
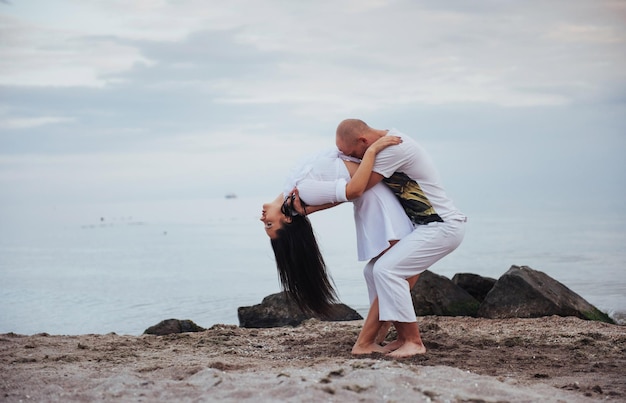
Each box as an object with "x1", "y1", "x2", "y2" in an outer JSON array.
[{"x1": 1, "y1": 0, "x2": 625, "y2": 226}]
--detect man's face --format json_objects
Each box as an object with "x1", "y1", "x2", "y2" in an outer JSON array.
[{"x1": 336, "y1": 136, "x2": 367, "y2": 159}]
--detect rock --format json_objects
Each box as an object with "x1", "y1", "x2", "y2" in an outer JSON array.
[
  {"x1": 411, "y1": 270, "x2": 480, "y2": 317},
  {"x1": 238, "y1": 292, "x2": 362, "y2": 328},
  {"x1": 144, "y1": 319, "x2": 205, "y2": 335},
  {"x1": 477, "y1": 265, "x2": 614, "y2": 324},
  {"x1": 452, "y1": 273, "x2": 497, "y2": 302}
]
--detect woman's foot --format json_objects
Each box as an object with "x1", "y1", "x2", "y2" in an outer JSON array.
[
  {"x1": 351, "y1": 342, "x2": 386, "y2": 355},
  {"x1": 374, "y1": 322, "x2": 392, "y2": 345},
  {"x1": 380, "y1": 339, "x2": 403, "y2": 353}
]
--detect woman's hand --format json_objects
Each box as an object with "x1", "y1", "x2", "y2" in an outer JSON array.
[
  {"x1": 367, "y1": 135, "x2": 402, "y2": 155},
  {"x1": 344, "y1": 134, "x2": 400, "y2": 200}
]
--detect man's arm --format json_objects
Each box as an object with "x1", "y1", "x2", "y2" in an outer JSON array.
[
  {"x1": 302, "y1": 201, "x2": 342, "y2": 215},
  {"x1": 289, "y1": 188, "x2": 342, "y2": 216}
]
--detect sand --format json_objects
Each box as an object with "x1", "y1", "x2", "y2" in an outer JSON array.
[{"x1": 2, "y1": 316, "x2": 624, "y2": 402}]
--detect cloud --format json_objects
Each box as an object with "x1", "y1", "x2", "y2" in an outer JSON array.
[
  {"x1": 0, "y1": 14, "x2": 154, "y2": 87},
  {"x1": 3, "y1": 0, "x2": 624, "y2": 106},
  {"x1": 0, "y1": 0, "x2": 624, "y2": 217},
  {"x1": 0, "y1": 115, "x2": 75, "y2": 129}
]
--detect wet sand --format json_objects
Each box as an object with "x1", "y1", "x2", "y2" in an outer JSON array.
[{"x1": 1, "y1": 316, "x2": 624, "y2": 402}]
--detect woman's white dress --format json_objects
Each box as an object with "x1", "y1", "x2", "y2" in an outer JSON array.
[{"x1": 283, "y1": 148, "x2": 413, "y2": 261}]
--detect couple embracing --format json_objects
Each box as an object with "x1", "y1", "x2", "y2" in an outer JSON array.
[{"x1": 260, "y1": 119, "x2": 466, "y2": 358}]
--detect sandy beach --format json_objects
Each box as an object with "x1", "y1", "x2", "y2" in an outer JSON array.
[{"x1": 2, "y1": 316, "x2": 624, "y2": 402}]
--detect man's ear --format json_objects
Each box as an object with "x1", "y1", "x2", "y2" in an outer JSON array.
[{"x1": 361, "y1": 136, "x2": 374, "y2": 150}]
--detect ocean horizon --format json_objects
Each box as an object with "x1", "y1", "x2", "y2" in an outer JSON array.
[{"x1": 1, "y1": 196, "x2": 624, "y2": 336}]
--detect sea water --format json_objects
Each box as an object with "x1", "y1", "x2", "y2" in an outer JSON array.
[{"x1": 1, "y1": 196, "x2": 624, "y2": 335}]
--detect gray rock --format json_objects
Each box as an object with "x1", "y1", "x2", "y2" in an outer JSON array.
[
  {"x1": 411, "y1": 270, "x2": 480, "y2": 317},
  {"x1": 238, "y1": 292, "x2": 362, "y2": 328},
  {"x1": 144, "y1": 319, "x2": 205, "y2": 335},
  {"x1": 477, "y1": 265, "x2": 614, "y2": 324},
  {"x1": 452, "y1": 273, "x2": 497, "y2": 302}
]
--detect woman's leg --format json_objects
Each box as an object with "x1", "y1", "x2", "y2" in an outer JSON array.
[
  {"x1": 351, "y1": 297, "x2": 387, "y2": 354},
  {"x1": 353, "y1": 257, "x2": 386, "y2": 354}
]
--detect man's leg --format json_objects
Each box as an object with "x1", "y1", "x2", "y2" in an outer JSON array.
[
  {"x1": 372, "y1": 248, "x2": 417, "y2": 346},
  {"x1": 379, "y1": 274, "x2": 420, "y2": 352},
  {"x1": 373, "y1": 221, "x2": 466, "y2": 358},
  {"x1": 388, "y1": 321, "x2": 426, "y2": 357}
]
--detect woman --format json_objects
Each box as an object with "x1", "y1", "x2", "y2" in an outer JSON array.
[{"x1": 260, "y1": 135, "x2": 416, "y2": 352}]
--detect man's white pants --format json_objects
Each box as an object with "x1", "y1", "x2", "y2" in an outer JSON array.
[{"x1": 363, "y1": 219, "x2": 466, "y2": 323}]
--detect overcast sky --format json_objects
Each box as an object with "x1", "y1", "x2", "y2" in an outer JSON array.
[{"x1": 1, "y1": 0, "x2": 625, "y2": 226}]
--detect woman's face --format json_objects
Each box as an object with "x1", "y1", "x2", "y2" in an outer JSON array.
[{"x1": 260, "y1": 193, "x2": 291, "y2": 239}]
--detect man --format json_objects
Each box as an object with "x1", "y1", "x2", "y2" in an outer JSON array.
[{"x1": 336, "y1": 118, "x2": 466, "y2": 358}]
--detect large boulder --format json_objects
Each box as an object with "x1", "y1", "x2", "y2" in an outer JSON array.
[
  {"x1": 411, "y1": 270, "x2": 480, "y2": 317},
  {"x1": 452, "y1": 273, "x2": 497, "y2": 302},
  {"x1": 238, "y1": 292, "x2": 362, "y2": 328},
  {"x1": 144, "y1": 319, "x2": 205, "y2": 335},
  {"x1": 477, "y1": 265, "x2": 614, "y2": 324}
]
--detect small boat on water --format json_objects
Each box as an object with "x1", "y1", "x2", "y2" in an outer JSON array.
[{"x1": 225, "y1": 193, "x2": 237, "y2": 199}]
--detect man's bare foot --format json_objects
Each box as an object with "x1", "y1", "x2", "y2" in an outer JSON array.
[
  {"x1": 351, "y1": 343, "x2": 386, "y2": 355},
  {"x1": 387, "y1": 341, "x2": 426, "y2": 358}
]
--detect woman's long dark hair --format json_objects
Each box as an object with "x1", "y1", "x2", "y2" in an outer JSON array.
[{"x1": 270, "y1": 213, "x2": 338, "y2": 316}]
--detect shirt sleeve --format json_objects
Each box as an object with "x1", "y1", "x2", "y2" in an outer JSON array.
[
  {"x1": 297, "y1": 178, "x2": 348, "y2": 205},
  {"x1": 373, "y1": 143, "x2": 409, "y2": 178}
]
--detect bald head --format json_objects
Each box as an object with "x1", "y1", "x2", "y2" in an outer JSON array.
[
  {"x1": 335, "y1": 119, "x2": 384, "y2": 159},
  {"x1": 336, "y1": 119, "x2": 370, "y2": 143}
]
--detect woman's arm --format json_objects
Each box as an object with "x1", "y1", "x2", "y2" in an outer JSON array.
[
  {"x1": 342, "y1": 161, "x2": 384, "y2": 192},
  {"x1": 344, "y1": 135, "x2": 401, "y2": 200},
  {"x1": 289, "y1": 135, "x2": 401, "y2": 215}
]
